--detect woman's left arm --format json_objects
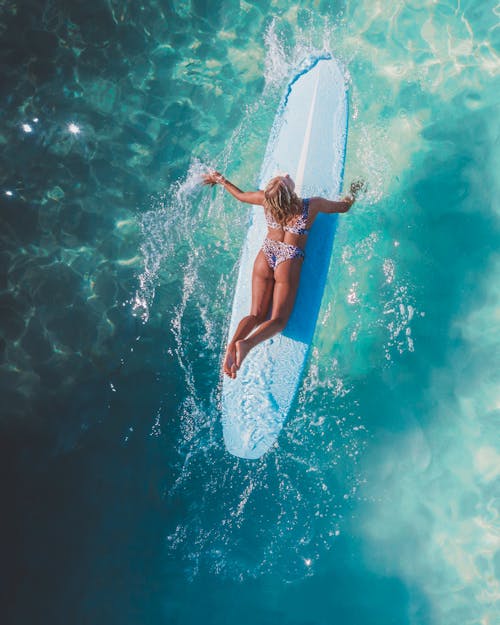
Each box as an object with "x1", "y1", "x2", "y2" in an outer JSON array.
[
  {"x1": 310, "y1": 179, "x2": 366, "y2": 214},
  {"x1": 203, "y1": 171, "x2": 264, "y2": 205}
]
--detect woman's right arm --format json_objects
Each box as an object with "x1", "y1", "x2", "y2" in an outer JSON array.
[{"x1": 203, "y1": 171, "x2": 264, "y2": 206}]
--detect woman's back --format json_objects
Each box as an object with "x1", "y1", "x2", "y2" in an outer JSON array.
[{"x1": 264, "y1": 198, "x2": 311, "y2": 248}]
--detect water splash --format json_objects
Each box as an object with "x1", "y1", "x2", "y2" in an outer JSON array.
[
  {"x1": 132, "y1": 159, "x2": 211, "y2": 322},
  {"x1": 263, "y1": 19, "x2": 290, "y2": 89}
]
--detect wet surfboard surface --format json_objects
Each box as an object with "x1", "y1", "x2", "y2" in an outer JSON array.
[{"x1": 222, "y1": 57, "x2": 349, "y2": 459}]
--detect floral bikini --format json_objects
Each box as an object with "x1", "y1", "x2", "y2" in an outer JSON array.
[{"x1": 262, "y1": 198, "x2": 310, "y2": 270}]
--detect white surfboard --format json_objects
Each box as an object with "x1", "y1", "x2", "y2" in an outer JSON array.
[{"x1": 221, "y1": 57, "x2": 349, "y2": 459}]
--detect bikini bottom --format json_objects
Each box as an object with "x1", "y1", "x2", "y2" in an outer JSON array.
[{"x1": 262, "y1": 238, "x2": 305, "y2": 271}]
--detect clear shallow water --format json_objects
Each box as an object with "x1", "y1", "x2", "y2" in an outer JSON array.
[{"x1": 1, "y1": 1, "x2": 499, "y2": 624}]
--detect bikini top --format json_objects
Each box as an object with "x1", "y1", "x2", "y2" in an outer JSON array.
[{"x1": 265, "y1": 198, "x2": 310, "y2": 235}]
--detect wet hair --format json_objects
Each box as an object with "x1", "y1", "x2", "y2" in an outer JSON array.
[{"x1": 263, "y1": 176, "x2": 302, "y2": 227}]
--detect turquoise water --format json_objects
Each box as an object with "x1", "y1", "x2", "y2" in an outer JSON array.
[{"x1": 2, "y1": 1, "x2": 499, "y2": 624}]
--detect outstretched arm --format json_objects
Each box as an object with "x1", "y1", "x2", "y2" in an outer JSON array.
[
  {"x1": 311, "y1": 180, "x2": 365, "y2": 214},
  {"x1": 203, "y1": 171, "x2": 264, "y2": 206}
]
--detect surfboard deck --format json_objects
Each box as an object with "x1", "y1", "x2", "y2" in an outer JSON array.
[{"x1": 221, "y1": 57, "x2": 349, "y2": 459}]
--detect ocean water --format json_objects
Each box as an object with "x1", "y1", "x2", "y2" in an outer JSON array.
[{"x1": 1, "y1": 1, "x2": 499, "y2": 624}]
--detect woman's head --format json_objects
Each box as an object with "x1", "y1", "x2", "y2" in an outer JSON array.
[{"x1": 264, "y1": 174, "x2": 301, "y2": 226}]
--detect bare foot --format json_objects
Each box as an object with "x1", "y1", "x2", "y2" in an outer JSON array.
[
  {"x1": 223, "y1": 343, "x2": 237, "y2": 378},
  {"x1": 235, "y1": 339, "x2": 252, "y2": 372}
]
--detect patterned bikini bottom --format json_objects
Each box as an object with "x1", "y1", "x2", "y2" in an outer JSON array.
[{"x1": 261, "y1": 238, "x2": 305, "y2": 271}]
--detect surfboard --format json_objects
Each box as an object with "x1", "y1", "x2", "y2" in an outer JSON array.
[{"x1": 221, "y1": 56, "x2": 349, "y2": 459}]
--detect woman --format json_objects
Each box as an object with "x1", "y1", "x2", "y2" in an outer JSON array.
[{"x1": 203, "y1": 171, "x2": 363, "y2": 378}]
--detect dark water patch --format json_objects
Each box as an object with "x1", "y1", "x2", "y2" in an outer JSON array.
[
  {"x1": 93, "y1": 267, "x2": 119, "y2": 307},
  {"x1": 0, "y1": 364, "x2": 40, "y2": 424},
  {"x1": 0, "y1": 304, "x2": 26, "y2": 341},
  {"x1": 116, "y1": 23, "x2": 147, "y2": 56},
  {"x1": 46, "y1": 302, "x2": 99, "y2": 351},
  {"x1": 158, "y1": 535, "x2": 426, "y2": 625},
  {"x1": 0, "y1": 197, "x2": 39, "y2": 243},
  {"x1": 62, "y1": 1, "x2": 117, "y2": 45},
  {"x1": 0, "y1": 2, "x2": 265, "y2": 622},
  {"x1": 96, "y1": 232, "x2": 138, "y2": 262},
  {"x1": 3, "y1": 424, "x2": 174, "y2": 625},
  {"x1": 2, "y1": 280, "x2": 181, "y2": 617},
  {"x1": 32, "y1": 262, "x2": 81, "y2": 306},
  {"x1": 25, "y1": 28, "x2": 59, "y2": 57},
  {"x1": 21, "y1": 316, "x2": 53, "y2": 362}
]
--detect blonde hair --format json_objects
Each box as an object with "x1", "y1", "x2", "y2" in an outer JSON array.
[{"x1": 263, "y1": 176, "x2": 302, "y2": 227}]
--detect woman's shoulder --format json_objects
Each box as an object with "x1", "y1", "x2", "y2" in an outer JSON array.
[{"x1": 306, "y1": 196, "x2": 324, "y2": 210}]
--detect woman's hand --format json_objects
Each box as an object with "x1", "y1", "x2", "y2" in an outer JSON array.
[
  {"x1": 203, "y1": 170, "x2": 224, "y2": 186},
  {"x1": 349, "y1": 179, "x2": 366, "y2": 199},
  {"x1": 336, "y1": 180, "x2": 366, "y2": 211}
]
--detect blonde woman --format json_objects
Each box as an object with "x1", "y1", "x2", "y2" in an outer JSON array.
[{"x1": 203, "y1": 171, "x2": 363, "y2": 378}]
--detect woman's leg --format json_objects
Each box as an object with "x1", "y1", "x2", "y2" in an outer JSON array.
[
  {"x1": 234, "y1": 257, "x2": 303, "y2": 372},
  {"x1": 223, "y1": 251, "x2": 274, "y2": 377}
]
